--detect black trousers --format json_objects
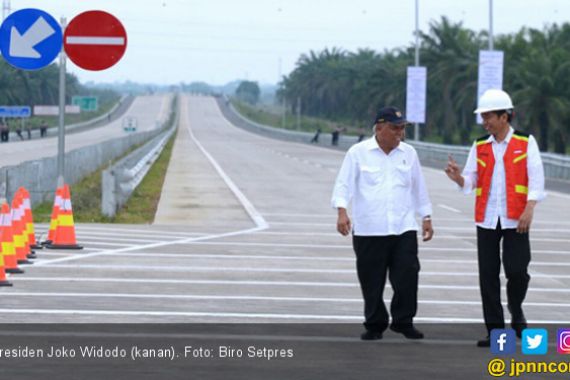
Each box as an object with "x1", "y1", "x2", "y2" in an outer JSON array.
[
  {"x1": 353, "y1": 231, "x2": 419, "y2": 332},
  {"x1": 477, "y1": 221, "x2": 531, "y2": 333}
]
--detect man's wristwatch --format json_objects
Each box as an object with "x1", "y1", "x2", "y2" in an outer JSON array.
[{"x1": 423, "y1": 215, "x2": 432, "y2": 222}]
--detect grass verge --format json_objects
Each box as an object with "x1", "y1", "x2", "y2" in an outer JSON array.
[{"x1": 32, "y1": 129, "x2": 177, "y2": 224}]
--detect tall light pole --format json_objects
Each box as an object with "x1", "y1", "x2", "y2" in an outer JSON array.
[
  {"x1": 414, "y1": 0, "x2": 420, "y2": 141},
  {"x1": 57, "y1": 17, "x2": 67, "y2": 187},
  {"x1": 489, "y1": 0, "x2": 494, "y2": 50},
  {"x1": 2, "y1": 0, "x2": 10, "y2": 21}
]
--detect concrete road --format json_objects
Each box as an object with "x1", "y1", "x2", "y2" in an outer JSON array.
[
  {"x1": 2, "y1": 94, "x2": 570, "y2": 378},
  {"x1": 3, "y1": 94, "x2": 570, "y2": 324},
  {"x1": 0, "y1": 94, "x2": 171, "y2": 168}
]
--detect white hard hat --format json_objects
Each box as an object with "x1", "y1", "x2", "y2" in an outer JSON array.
[{"x1": 473, "y1": 89, "x2": 514, "y2": 114}]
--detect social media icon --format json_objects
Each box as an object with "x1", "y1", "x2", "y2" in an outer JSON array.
[
  {"x1": 491, "y1": 329, "x2": 516, "y2": 355},
  {"x1": 522, "y1": 329, "x2": 548, "y2": 355},
  {"x1": 557, "y1": 329, "x2": 570, "y2": 354}
]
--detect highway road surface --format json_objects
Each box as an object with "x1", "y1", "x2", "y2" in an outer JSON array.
[
  {"x1": 0, "y1": 94, "x2": 171, "y2": 168},
  {"x1": 2, "y1": 94, "x2": 570, "y2": 379}
]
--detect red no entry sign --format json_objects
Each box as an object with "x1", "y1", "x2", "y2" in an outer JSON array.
[{"x1": 64, "y1": 10, "x2": 127, "y2": 71}]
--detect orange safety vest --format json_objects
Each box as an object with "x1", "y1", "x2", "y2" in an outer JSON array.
[{"x1": 475, "y1": 130, "x2": 529, "y2": 223}]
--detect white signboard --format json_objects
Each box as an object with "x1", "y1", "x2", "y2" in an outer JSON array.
[
  {"x1": 476, "y1": 50, "x2": 504, "y2": 124},
  {"x1": 406, "y1": 66, "x2": 427, "y2": 124},
  {"x1": 34, "y1": 105, "x2": 81, "y2": 116}
]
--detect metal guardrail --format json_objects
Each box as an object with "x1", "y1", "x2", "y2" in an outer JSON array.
[
  {"x1": 101, "y1": 99, "x2": 179, "y2": 217},
  {"x1": 220, "y1": 97, "x2": 570, "y2": 181}
]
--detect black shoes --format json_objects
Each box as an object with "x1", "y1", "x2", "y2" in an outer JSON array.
[
  {"x1": 509, "y1": 306, "x2": 527, "y2": 338},
  {"x1": 360, "y1": 330, "x2": 383, "y2": 341},
  {"x1": 477, "y1": 336, "x2": 491, "y2": 347},
  {"x1": 389, "y1": 324, "x2": 424, "y2": 340}
]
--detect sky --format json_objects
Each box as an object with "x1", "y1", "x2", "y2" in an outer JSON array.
[{"x1": 5, "y1": 0, "x2": 570, "y2": 86}]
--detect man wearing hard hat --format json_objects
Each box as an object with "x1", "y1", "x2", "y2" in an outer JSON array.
[{"x1": 444, "y1": 89, "x2": 546, "y2": 347}]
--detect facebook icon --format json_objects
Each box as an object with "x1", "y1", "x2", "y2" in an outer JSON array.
[{"x1": 491, "y1": 329, "x2": 517, "y2": 355}]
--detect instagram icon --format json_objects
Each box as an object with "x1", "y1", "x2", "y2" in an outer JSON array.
[{"x1": 558, "y1": 329, "x2": 570, "y2": 354}]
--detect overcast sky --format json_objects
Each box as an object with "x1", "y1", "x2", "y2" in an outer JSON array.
[{"x1": 7, "y1": 0, "x2": 570, "y2": 85}]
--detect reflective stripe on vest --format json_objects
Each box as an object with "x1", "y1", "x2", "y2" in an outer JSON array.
[{"x1": 475, "y1": 132, "x2": 529, "y2": 223}]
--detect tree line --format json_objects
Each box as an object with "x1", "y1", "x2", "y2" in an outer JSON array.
[
  {"x1": 0, "y1": 60, "x2": 119, "y2": 111},
  {"x1": 0, "y1": 60, "x2": 82, "y2": 106},
  {"x1": 278, "y1": 17, "x2": 570, "y2": 153}
]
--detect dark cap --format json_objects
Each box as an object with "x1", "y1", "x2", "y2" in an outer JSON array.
[{"x1": 374, "y1": 106, "x2": 406, "y2": 125}]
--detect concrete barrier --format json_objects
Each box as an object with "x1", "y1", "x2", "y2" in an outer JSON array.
[
  {"x1": 217, "y1": 97, "x2": 570, "y2": 181},
  {"x1": 0, "y1": 96, "x2": 173, "y2": 205}
]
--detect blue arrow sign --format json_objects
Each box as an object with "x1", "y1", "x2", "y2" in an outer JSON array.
[
  {"x1": 0, "y1": 106, "x2": 32, "y2": 118},
  {"x1": 0, "y1": 8, "x2": 62, "y2": 70}
]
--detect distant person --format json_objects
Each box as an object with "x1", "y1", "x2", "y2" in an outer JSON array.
[
  {"x1": 0, "y1": 121, "x2": 8, "y2": 142},
  {"x1": 15, "y1": 125, "x2": 24, "y2": 140},
  {"x1": 25, "y1": 125, "x2": 31, "y2": 140},
  {"x1": 331, "y1": 126, "x2": 341, "y2": 146},
  {"x1": 40, "y1": 120, "x2": 48, "y2": 137},
  {"x1": 310, "y1": 128, "x2": 321, "y2": 143},
  {"x1": 444, "y1": 89, "x2": 546, "y2": 347}
]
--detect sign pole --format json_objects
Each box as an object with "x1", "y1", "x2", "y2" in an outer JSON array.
[
  {"x1": 414, "y1": 0, "x2": 420, "y2": 141},
  {"x1": 57, "y1": 17, "x2": 66, "y2": 188}
]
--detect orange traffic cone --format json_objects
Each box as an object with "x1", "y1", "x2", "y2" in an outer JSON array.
[
  {"x1": 43, "y1": 186, "x2": 63, "y2": 245},
  {"x1": 45, "y1": 185, "x2": 83, "y2": 250},
  {"x1": 0, "y1": 202, "x2": 24, "y2": 274},
  {"x1": 15, "y1": 189, "x2": 37, "y2": 260},
  {"x1": 0, "y1": 212, "x2": 13, "y2": 286},
  {"x1": 11, "y1": 193, "x2": 33, "y2": 265},
  {"x1": 0, "y1": 251, "x2": 13, "y2": 286},
  {"x1": 19, "y1": 187, "x2": 42, "y2": 250}
]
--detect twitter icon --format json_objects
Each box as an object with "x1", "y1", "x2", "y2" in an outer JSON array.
[{"x1": 522, "y1": 329, "x2": 548, "y2": 355}]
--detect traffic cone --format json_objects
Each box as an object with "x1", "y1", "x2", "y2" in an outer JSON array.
[
  {"x1": 45, "y1": 184, "x2": 83, "y2": 250},
  {"x1": 43, "y1": 186, "x2": 63, "y2": 245},
  {"x1": 0, "y1": 202, "x2": 24, "y2": 274},
  {"x1": 0, "y1": 250, "x2": 13, "y2": 286},
  {"x1": 19, "y1": 187, "x2": 42, "y2": 250},
  {"x1": 11, "y1": 194, "x2": 33, "y2": 265},
  {"x1": 15, "y1": 189, "x2": 37, "y2": 260}
]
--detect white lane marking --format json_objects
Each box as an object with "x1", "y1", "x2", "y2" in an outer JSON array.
[
  {"x1": 5, "y1": 292, "x2": 570, "y2": 308},
  {"x1": 76, "y1": 230, "x2": 208, "y2": 239},
  {"x1": 32, "y1": 263, "x2": 357, "y2": 273},
  {"x1": 6, "y1": 291, "x2": 570, "y2": 308},
  {"x1": 13, "y1": 277, "x2": 570, "y2": 294},
  {"x1": 73, "y1": 241, "x2": 135, "y2": 247},
  {"x1": 0, "y1": 308, "x2": 361, "y2": 320},
  {"x1": 3, "y1": 292, "x2": 570, "y2": 308},
  {"x1": 64, "y1": 225, "x2": 209, "y2": 238},
  {"x1": 263, "y1": 222, "x2": 570, "y2": 235},
  {"x1": 75, "y1": 236, "x2": 163, "y2": 244},
  {"x1": 29, "y1": 252, "x2": 570, "y2": 267},
  {"x1": 66, "y1": 36, "x2": 125, "y2": 45},
  {"x1": 548, "y1": 191, "x2": 570, "y2": 200},
  {"x1": 437, "y1": 204, "x2": 462, "y2": 213},
  {"x1": 186, "y1": 99, "x2": 267, "y2": 229},
  {"x1": 0, "y1": 308, "x2": 569, "y2": 324},
  {"x1": 138, "y1": 240, "x2": 569, "y2": 255},
  {"x1": 35, "y1": 226, "x2": 266, "y2": 266},
  {"x1": 184, "y1": 241, "x2": 353, "y2": 249},
  {"x1": 260, "y1": 213, "x2": 570, "y2": 227},
  {"x1": 26, "y1": 264, "x2": 570, "y2": 278}
]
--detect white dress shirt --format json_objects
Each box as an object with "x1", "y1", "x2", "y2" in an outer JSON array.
[
  {"x1": 331, "y1": 137, "x2": 432, "y2": 236},
  {"x1": 460, "y1": 127, "x2": 546, "y2": 229}
]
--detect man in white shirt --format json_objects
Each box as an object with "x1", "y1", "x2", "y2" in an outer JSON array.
[
  {"x1": 445, "y1": 89, "x2": 546, "y2": 347},
  {"x1": 331, "y1": 106, "x2": 434, "y2": 341}
]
